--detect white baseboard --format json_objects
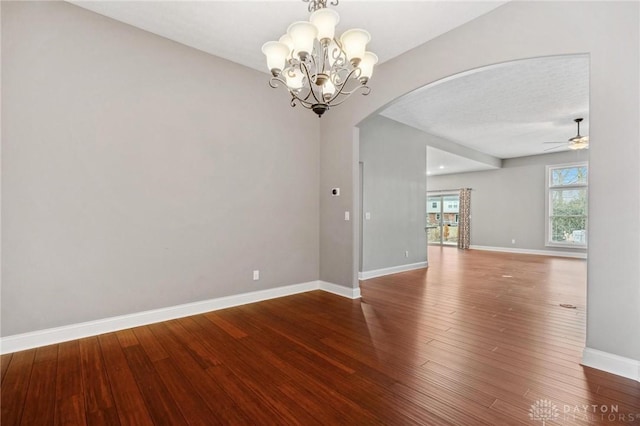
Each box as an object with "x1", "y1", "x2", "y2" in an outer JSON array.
[
  {"x1": 319, "y1": 281, "x2": 361, "y2": 299},
  {"x1": 358, "y1": 261, "x2": 428, "y2": 280},
  {"x1": 0, "y1": 280, "x2": 360, "y2": 354},
  {"x1": 470, "y1": 245, "x2": 587, "y2": 259},
  {"x1": 581, "y1": 347, "x2": 640, "y2": 382}
]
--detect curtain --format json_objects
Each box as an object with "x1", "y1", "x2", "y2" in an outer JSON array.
[{"x1": 458, "y1": 188, "x2": 471, "y2": 249}]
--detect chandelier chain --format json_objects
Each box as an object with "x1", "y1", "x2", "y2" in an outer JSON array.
[{"x1": 303, "y1": 0, "x2": 339, "y2": 12}]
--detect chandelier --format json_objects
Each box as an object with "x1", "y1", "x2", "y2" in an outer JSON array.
[{"x1": 261, "y1": 0, "x2": 378, "y2": 117}]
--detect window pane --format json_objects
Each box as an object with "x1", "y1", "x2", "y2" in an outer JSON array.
[
  {"x1": 551, "y1": 166, "x2": 588, "y2": 186},
  {"x1": 550, "y1": 188, "x2": 587, "y2": 216},
  {"x1": 550, "y1": 217, "x2": 587, "y2": 244}
]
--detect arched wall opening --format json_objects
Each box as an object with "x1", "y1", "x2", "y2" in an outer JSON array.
[
  {"x1": 357, "y1": 54, "x2": 589, "y2": 279},
  {"x1": 318, "y1": 1, "x2": 639, "y2": 379}
]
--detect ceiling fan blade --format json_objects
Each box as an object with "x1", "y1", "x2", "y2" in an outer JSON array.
[{"x1": 544, "y1": 145, "x2": 566, "y2": 152}]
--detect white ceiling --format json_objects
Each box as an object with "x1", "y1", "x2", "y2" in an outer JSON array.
[
  {"x1": 67, "y1": 1, "x2": 586, "y2": 176},
  {"x1": 427, "y1": 146, "x2": 496, "y2": 176},
  {"x1": 69, "y1": 0, "x2": 507, "y2": 74},
  {"x1": 381, "y1": 54, "x2": 590, "y2": 160}
]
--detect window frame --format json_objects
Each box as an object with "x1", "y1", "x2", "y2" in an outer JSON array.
[{"x1": 545, "y1": 162, "x2": 589, "y2": 248}]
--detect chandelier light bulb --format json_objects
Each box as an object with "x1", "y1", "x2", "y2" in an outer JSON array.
[
  {"x1": 310, "y1": 8, "x2": 340, "y2": 42},
  {"x1": 340, "y1": 28, "x2": 371, "y2": 66},
  {"x1": 285, "y1": 68, "x2": 305, "y2": 91},
  {"x1": 358, "y1": 52, "x2": 378, "y2": 84},
  {"x1": 287, "y1": 21, "x2": 318, "y2": 60},
  {"x1": 278, "y1": 34, "x2": 295, "y2": 58},
  {"x1": 261, "y1": 41, "x2": 290, "y2": 76},
  {"x1": 323, "y1": 80, "x2": 336, "y2": 100}
]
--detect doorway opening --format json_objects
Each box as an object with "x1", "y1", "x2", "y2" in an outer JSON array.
[{"x1": 427, "y1": 193, "x2": 459, "y2": 246}]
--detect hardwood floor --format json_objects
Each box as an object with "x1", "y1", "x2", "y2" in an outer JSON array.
[{"x1": 2, "y1": 247, "x2": 639, "y2": 425}]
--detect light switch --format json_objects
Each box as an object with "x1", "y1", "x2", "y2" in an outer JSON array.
[
  {"x1": 344, "y1": 211, "x2": 350, "y2": 221},
  {"x1": 365, "y1": 212, "x2": 371, "y2": 220}
]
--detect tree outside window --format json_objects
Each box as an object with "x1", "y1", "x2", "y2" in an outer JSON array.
[{"x1": 547, "y1": 164, "x2": 588, "y2": 247}]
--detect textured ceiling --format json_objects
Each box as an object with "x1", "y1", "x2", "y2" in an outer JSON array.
[
  {"x1": 381, "y1": 55, "x2": 590, "y2": 159},
  {"x1": 69, "y1": 0, "x2": 506, "y2": 74}
]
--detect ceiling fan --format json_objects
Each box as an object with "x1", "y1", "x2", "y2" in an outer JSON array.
[{"x1": 543, "y1": 118, "x2": 589, "y2": 151}]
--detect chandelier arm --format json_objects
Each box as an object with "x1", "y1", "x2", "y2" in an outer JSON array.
[
  {"x1": 268, "y1": 76, "x2": 288, "y2": 89},
  {"x1": 299, "y1": 62, "x2": 323, "y2": 105},
  {"x1": 307, "y1": 52, "x2": 320, "y2": 85},
  {"x1": 300, "y1": 88, "x2": 315, "y2": 103},
  {"x1": 290, "y1": 95, "x2": 314, "y2": 109},
  {"x1": 325, "y1": 67, "x2": 363, "y2": 104},
  {"x1": 327, "y1": 39, "x2": 347, "y2": 73},
  {"x1": 327, "y1": 85, "x2": 371, "y2": 107},
  {"x1": 269, "y1": 76, "x2": 315, "y2": 109},
  {"x1": 291, "y1": 89, "x2": 314, "y2": 107}
]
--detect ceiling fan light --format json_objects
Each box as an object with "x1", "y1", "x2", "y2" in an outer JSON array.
[
  {"x1": 261, "y1": 41, "x2": 290, "y2": 75},
  {"x1": 340, "y1": 28, "x2": 370, "y2": 66},
  {"x1": 287, "y1": 21, "x2": 318, "y2": 59},
  {"x1": 358, "y1": 51, "x2": 378, "y2": 83},
  {"x1": 569, "y1": 139, "x2": 589, "y2": 150},
  {"x1": 310, "y1": 8, "x2": 339, "y2": 42}
]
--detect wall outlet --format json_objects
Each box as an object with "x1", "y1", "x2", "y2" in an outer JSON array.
[
  {"x1": 253, "y1": 270, "x2": 260, "y2": 280},
  {"x1": 405, "y1": 250, "x2": 409, "y2": 258},
  {"x1": 511, "y1": 239, "x2": 516, "y2": 245}
]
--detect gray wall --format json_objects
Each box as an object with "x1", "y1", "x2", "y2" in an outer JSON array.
[
  {"x1": 1, "y1": 1, "x2": 320, "y2": 336},
  {"x1": 428, "y1": 150, "x2": 589, "y2": 254},
  {"x1": 359, "y1": 116, "x2": 427, "y2": 272},
  {"x1": 319, "y1": 1, "x2": 639, "y2": 362}
]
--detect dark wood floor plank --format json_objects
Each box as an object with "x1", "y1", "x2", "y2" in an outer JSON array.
[
  {"x1": 1, "y1": 353, "x2": 13, "y2": 384},
  {"x1": 79, "y1": 337, "x2": 120, "y2": 426},
  {"x1": 146, "y1": 322, "x2": 254, "y2": 424},
  {"x1": 1, "y1": 349, "x2": 36, "y2": 426},
  {"x1": 203, "y1": 364, "x2": 287, "y2": 424},
  {"x1": 121, "y1": 345, "x2": 187, "y2": 426},
  {"x1": 115, "y1": 329, "x2": 139, "y2": 348},
  {"x1": 151, "y1": 358, "x2": 220, "y2": 426},
  {"x1": 5, "y1": 246, "x2": 640, "y2": 424},
  {"x1": 20, "y1": 346, "x2": 58, "y2": 425},
  {"x1": 203, "y1": 311, "x2": 248, "y2": 339},
  {"x1": 132, "y1": 326, "x2": 168, "y2": 362},
  {"x1": 164, "y1": 318, "x2": 222, "y2": 368},
  {"x1": 97, "y1": 333, "x2": 154, "y2": 426},
  {"x1": 55, "y1": 342, "x2": 87, "y2": 426}
]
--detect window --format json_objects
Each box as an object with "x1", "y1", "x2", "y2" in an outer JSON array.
[{"x1": 546, "y1": 163, "x2": 588, "y2": 247}]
